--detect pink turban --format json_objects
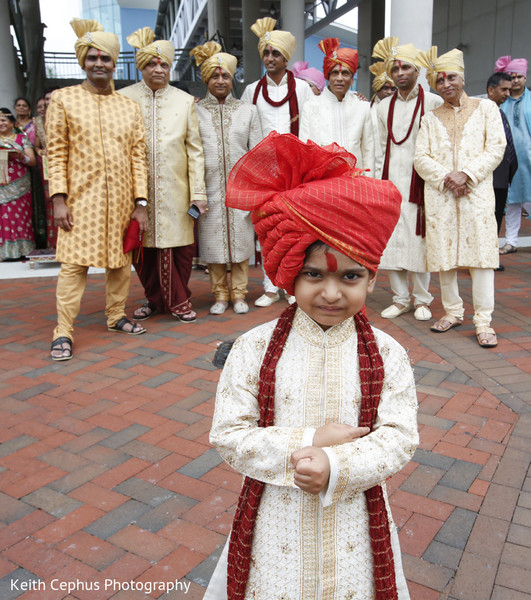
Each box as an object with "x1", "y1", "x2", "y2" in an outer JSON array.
[
  {"x1": 495, "y1": 55, "x2": 528, "y2": 77},
  {"x1": 291, "y1": 61, "x2": 326, "y2": 92}
]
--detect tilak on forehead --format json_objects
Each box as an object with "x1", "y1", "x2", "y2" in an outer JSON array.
[
  {"x1": 126, "y1": 26, "x2": 174, "y2": 71},
  {"x1": 372, "y1": 36, "x2": 420, "y2": 77},
  {"x1": 189, "y1": 41, "x2": 237, "y2": 83},
  {"x1": 325, "y1": 250, "x2": 338, "y2": 272}
]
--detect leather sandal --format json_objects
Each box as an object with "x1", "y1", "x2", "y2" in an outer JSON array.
[
  {"x1": 476, "y1": 326, "x2": 497, "y2": 348},
  {"x1": 51, "y1": 336, "x2": 73, "y2": 361},
  {"x1": 430, "y1": 315, "x2": 463, "y2": 333},
  {"x1": 172, "y1": 310, "x2": 197, "y2": 323},
  {"x1": 133, "y1": 302, "x2": 157, "y2": 321},
  {"x1": 108, "y1": 317, "x2": 146, "y2": 335},
  {"x1": 499, "y1": 244, "x2": 517, "y2": 255}
]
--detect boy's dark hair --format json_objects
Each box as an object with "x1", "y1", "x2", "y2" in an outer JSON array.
[
  {"x1": 303, "y1": 240, "x2": 376, "y2": 275},
  {"x1": 486, "y1": 71, "x2": 512, "y2": 92}
]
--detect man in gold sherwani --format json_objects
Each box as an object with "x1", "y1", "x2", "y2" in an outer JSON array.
[
  {"x1": 120, "y1": 28, "x2": 207, "y2": 323},
  {"x1": 47, "y1": 19, "x2": 149, "y2": 361},
  {"x1": 414, "y1": 48, "x2": 506, "y2": 348}
]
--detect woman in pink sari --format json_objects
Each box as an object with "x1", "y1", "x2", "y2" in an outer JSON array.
[{"x1": 0, "y1": 108, "x2": 36, "y2": 260}]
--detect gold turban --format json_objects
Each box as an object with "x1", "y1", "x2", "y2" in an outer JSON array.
[
  {"x1": 369, "y1": 61, "x2": 395, "y2": 92},
  {"x1": 416, "y1": 46, "x2": 465, "y2": 90},
  {"x1": 126, "y1": 27, "x2": 174, "y2": 71},
  {"x1": 372, "y1": 36, "x2": 420, "y2": 76},
  {"x1": 251, "y1": 17, "x2": 296, "y2": 62},
  {"x1": 190, "y1": 42, "x2": 237, "y2": 83},
  {"x1": 71, "y1": 18, "x2": 120, "y2": 67}
]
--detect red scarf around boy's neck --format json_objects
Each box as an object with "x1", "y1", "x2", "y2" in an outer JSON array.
[
  {"x1": 252, "y1": 69, "x2": 300, "y2": 136},
  {"x1": 226, "y1": 304, "x2": 399, "y2": 600},
  {"x1": 381, "y1": 85, "x2": 426, "y2": 237}
]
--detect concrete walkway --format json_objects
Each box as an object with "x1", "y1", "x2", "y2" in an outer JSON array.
[{"x1": 0, "y1": 235, "x2": 529, "y2": 599}]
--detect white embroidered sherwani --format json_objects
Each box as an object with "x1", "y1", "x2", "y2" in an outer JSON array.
[
  {"x1": 300, "y1": 88, "x2": 375, "y2": 174},
  {"x1": 414, "y1": 93, "x2": 506, "y2": 271},
  {"x1": 208, "y1": 309, "x2": 418, "y2": 600},
  {"x1": 119, "y1": 80, "x2": 206, "y2": 248},
  {"x1": 241, "y1": 73, "x2": 311, "y2": 135},
  {"x1": 377, "y1": 85, "x2": 443, "y2": 272},
  {"x1": 195, "y1": 93, "x2": 263, "y2": 264}
]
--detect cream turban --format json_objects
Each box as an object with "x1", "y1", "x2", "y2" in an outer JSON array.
[
  {"x1": 416, "y1": 46, "x2": 465, "y2": 90},
  {"x1": 372, "y1": 36, "x2": 420, "y2": 76},
  {"x1": 251, "y1": 17, "x2": 296, "y2": 62},
  {"x1": 71, "y1": 18, "x2": 120, "y2": 67},
  {"x1": 126, "y1": 27, "x2": 174, "y2": 71},
  {"x1": 190, "y1": 42, "x2": 237, "y2": 83},
  {"x1": 369, "y1": 61, "x2": 395, "y2": 92}
]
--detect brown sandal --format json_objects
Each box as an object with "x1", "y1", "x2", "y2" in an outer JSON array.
[
  {"x1": 476, "y1": 326, "x2": 497, "y2": 348},
  {"x1": 430, "y1": 315, "x2": 463, "y2": 333}
]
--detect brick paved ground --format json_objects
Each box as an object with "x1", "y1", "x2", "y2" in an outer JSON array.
[{"x1": 0, "y1": 241, "x2": 530, "y2": 599}]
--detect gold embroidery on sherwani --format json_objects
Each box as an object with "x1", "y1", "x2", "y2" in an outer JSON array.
[
  {"x1": 46, "y1": 83, "x2": 148, "y2": 269},
  {"x1": 209, "y1": 309, "x2": 419, "y2": 599},
  {"x1": 119, "y1": 80, "x2": 206, "y2": 248},
  {"x1": 195, "y1": 93, "x2": 263, "y2": 264}
]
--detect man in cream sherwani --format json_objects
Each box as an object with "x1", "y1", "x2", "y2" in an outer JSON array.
[
  {"x1": 373, "y1": 37, "x2": 442, "y2": 322},
  {"x1": 300, "y1": 37, "x2": 375, "y2": 175},
  {"x1": 120, "y1": 28, "x2": 207, "y2": 323}
]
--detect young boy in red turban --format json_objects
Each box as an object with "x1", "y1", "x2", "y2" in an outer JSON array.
[{"x1": 205, "y1": 133, "x2": 418, "y2": 600}]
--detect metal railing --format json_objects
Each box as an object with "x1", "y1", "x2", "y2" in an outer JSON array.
[{"x1": 44, "y1": 51, "x2": 139, "y2": 81}]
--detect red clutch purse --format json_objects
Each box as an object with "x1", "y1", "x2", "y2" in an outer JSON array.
[{"x1": 123, "y1": 219, "x2": 143, "y2": 254}]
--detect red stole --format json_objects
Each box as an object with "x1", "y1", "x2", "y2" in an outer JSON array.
[
  {"x1": 226, "y1": 304, "x2": 398, "y2": 599},
  {"x1": 382, "y1": 86, "x2": 426, "y2": 237},
  {"x1": 252, "y1": 70, "x2": 300, "y2": 137}
]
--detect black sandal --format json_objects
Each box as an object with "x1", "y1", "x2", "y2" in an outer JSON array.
[
  {"x1": 51, "y1": 336, "x2": 73, "y2": 361},
  {"x1": 133, "y1": 302, "x2": 157, "y2": 321},
  {"x1": 108, "y1": 317, "x2": 146, "y2": 335}
]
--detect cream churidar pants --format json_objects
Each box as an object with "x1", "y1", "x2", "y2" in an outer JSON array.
[{"x1": 439, "y1": 268, "x2": 494, "y2": 327}]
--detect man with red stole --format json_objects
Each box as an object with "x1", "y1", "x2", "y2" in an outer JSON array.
[
  {"x1": 241, "y1": 17, "x2": 311, "y2": 308},
  {"x1": 204, "y1": 133, "x2": 419, "y2": 600},
  {"x1": 373, "y1": 37, "x2": 443, "y2": 322}
]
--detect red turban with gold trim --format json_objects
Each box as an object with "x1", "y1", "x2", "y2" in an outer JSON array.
[
  {"x1": 319, "y1": 37, "x2": 359, "y2": 78},
  {"x1": 226, "y1": 132, "x2": 401, "y2": 295}
]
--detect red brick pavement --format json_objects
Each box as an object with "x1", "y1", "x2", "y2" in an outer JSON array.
[{"x1": 0, "y1": 242, "x2": 530, "y2": 599}]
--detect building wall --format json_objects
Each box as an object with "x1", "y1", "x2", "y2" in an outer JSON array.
[{"x1": 432, "y1": 0, "x2": 531, "y2": 95}]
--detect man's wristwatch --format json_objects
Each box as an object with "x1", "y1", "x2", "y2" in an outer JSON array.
[{"x1": 135, "y1": 199, "x2": 148, "y2": 207}]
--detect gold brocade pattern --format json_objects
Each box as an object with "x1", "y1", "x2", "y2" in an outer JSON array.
[
  {"x1": 414, "y1": 94, "x2": 506, "y2": 271},
  {"x1": 119, "y1": 80, "x2": 206, "y2": 248},
  {"x1": 46, "y1": 82, "x2": 148, "y2": 268},
  {"x1": 195, "y1": 93, "x2": 262, "y2": 264},
  {"x1": 209, "y1": 309, "x2": 418, "y2": 599}
]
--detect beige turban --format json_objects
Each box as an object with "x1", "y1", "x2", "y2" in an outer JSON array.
[
  {"x1": 372, "y1": 36, "x2": 420, "y2": 76},
  {"x1": 251, "y1": 17, "x2": 296, "y2": 62},
  {"x1": 71, "y1": 18, "x2": 120, "y2": 67},
  {"x1": 416, "y1": 46, "x2": 465, "y2": 90},
  {"x1": 126, "y1": 27, "x2": 174, "y2": 71},
  {"x1": 369, "y1": 61, "x2": 395, "y2": 92},
  {"x1": 190, "y1": 42, "x2": 237, "y2": 83}
]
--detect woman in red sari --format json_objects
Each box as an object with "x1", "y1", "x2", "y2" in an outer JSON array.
[{"x1": 0, "y1": 108, "x2": 36, "y2": 260}]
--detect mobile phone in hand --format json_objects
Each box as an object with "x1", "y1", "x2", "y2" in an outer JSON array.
[{"x1": 187, "y1": 204, "x2": 201, "y2": 220}]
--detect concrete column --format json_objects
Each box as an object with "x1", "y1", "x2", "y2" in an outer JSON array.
[
  {"x1": 390, "y1": 0, "x2": 434, "y2": 90},
  {"x1": 390, "y1": 0, "x2": 433, "y2": 54},
  {"x1": 0, "y1": 0, "x2": 24, "y2": 107},
  {"x1": 281, "y1": 0, "x2": 305, "y2": 64},
  {"x1": 358, "y1": 0, "x2": 386, "y2": 98},
  {"x1": 208, "y1": 0, "x2": 231, "y2": 51},
  {"x1": 242, "y1": 0, "x2": 261, "y2": 86},
  {"x1": 20, "y1": 0, "x2": 45, "y2": 104}
]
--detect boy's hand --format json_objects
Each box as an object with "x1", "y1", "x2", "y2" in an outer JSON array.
[
  {"x1": 314, "y1": 423, "x2": 370, "y2": 447},
  {"x1": 291, "y1": 447, "x2": 330, "y2": 495}
]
